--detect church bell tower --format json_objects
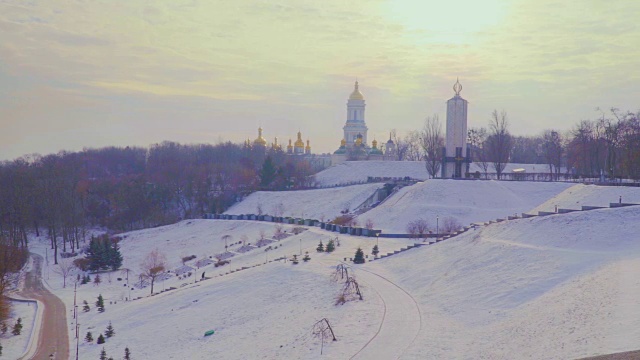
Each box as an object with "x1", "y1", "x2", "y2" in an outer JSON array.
[{"x1": 343, "y1": 81, "x2": 368, "y2": 147}]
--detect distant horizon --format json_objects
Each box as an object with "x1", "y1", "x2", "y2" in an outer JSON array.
[{"x1": 2, "y1": 0, "x2": 639, "y2": 160}]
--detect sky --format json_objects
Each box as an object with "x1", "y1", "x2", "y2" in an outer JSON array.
[{"x1": 1, "y1": 0, "x2": 639, "y2": 160}]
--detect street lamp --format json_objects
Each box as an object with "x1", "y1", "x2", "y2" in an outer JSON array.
[
  {"x1": 436, "y1": 216, "x2": 439, "y2": 237},
  {"x1": 376, "y1": 232, "x2": 379, "y2": 247},
  {"x1": 299, "y1": 239, "x2": 302, "y2": 255}
]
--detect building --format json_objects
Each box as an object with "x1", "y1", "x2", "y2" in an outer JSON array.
[
  {"x1": 441, "y1": 79, "x2": 471, "y2": 178},
  {"x1": 332, "y1": 81, "x2": 394, "y2": 163}
]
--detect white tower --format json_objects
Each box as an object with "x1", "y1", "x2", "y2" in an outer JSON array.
[
  {"x1": 343, "y1": 81, "x2": 368, "y2": 147},
  {"x1": 442, "y1": 79, "x2": 470, "y2": 178}
]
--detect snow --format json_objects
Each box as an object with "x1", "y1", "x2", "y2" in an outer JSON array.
[
  {"x1": 20, "y1": 178, "x2": 640, "y2": 359},
  {"x1": 0, "y1": 300, "x2": 36, "y2": 359},
  {"x1": 357, "y1": 179, "x2": 574, "y2": 233},
  {"x1": 225, "y1": 183, "x2": 382, "y2": 220},
  {"x1": 314, "y1": 161, "x2": 564, "y2": 187},
  {"x1": 531, "y1": 183, "x2": 640, "y2": 213},
  {"x1": 366, "y1": 205, "x2": 640, "y2": 359}
]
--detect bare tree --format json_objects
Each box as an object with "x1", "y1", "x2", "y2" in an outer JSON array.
[
  {"x1": 140, "y1": 249, "x2": 167, "y2": 295},
  {"x1": 391, "y1": 130, "x2": 410, "y2": 161},
  {"x1": 404, "y1": 130, "x2": 423, "y2": 161},
  {"x1": 222, "y1": 234, "x2": 232, "y2": 250},
  {"x1": 271, "y1": 203, "x2": 285, "y2": 219},
  {"x1": 365, "y1": 219, "x2": 374, "y2": 230},
  {"x1": 406, "y1": 219, "x2": 430, "y2": 240},
  {"x1": 542, "y1": 130, "x2": 563, "y2": 180},
  {"x1": 421, "y1": 114, "x2": 444, "y2": 178},
  {"x1": 256, "y1": 203, "x2": 263, "y2": 216},
  {"x1": 442, "y1": 217, "x2": 462, "y2": 234},
  {"x1": 487, "y1": 110, "x2": 513, "y2": 179},
  {"x1": 53, "y1": 258, "x2": 74, "y2": 288},
  {"x1": 312, "y1": 318, "x2": 337, "y2": 355},
  {"x1": 468, "y1": 127, "x2": 490, "y2": 178}
]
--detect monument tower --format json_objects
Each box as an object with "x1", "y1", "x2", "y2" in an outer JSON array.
[{"x1": 442, "y1": 79, "x2": 471, "y2": 178}]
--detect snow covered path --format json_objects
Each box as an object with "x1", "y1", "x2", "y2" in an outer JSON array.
[{"x1": 349, "y1": 267, "x2": 422, "y2": 360}]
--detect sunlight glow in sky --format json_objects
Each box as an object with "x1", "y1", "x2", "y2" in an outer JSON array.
[{"x1": 0, "y1": 0, "x2": 639, "y2": 159}]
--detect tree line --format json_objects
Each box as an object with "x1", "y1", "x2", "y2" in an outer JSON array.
[
  {"x1": 417, "y1": 108, "x2": 640, "y2": 180},
  {"x1": 0, "y1": 141, "x2": 315, "y2": 264}
]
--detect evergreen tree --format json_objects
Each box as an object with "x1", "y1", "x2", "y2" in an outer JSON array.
[
  {"x1": 260, "y1": 156, "x2": 277, "y2": 188},
  {"x1": 96, "y1": 294, "x2": 105, "y2": 312},
  {"x1": 109, "y1": 240, "x2": 123, "y2": 271},
  {"x1": 0, "y1": 341, "x2": 3, "y2": 356},
  {"x1": 81, "y1": 274, "x2": 89, "y2": 284},
  {"x1": 94, "y1": 274, "x2": 102, "y2": 286},
  {"x1": 97, "y1": 333, "x2": 106, "y2": 344},
  {"x1": 86, "y1": 236, "x2": 106, "y2": 271},
  {"x1": 353, "y1": 247, "x2": 365, "y2": 264},
  {"x1": 85, "y1": 331, "x2": 94, "y2": 343},
  {"x1": 12, "y1": 318, "x2": 22, "y2": 335},
  {"x1": 316, "y1": 241, "x2": 324, "y2": 252},
  {"x1": 302, "y1": 252, "x2": 310, "y2": 262},
  {"x1": 99, "y1": 347, "x2": 107, "y2": 360},
  {"x1": 104, "y1": 322, "x2": 115, "y2": 338},
  {"x1": 124, "y1": 347, "x2": 131, "y2": 360},
  {"x1": 372, "y1": 244, "x2": 379, "y2": 256},
  {"x1": 83, "y1": 300, "x2": 90, "y2": 312},
  {"x1": 0, "y1": 322, "x2": 7, "y2": 334},
  {"x1": 325, "y1": 240, "x2": 335, "y2": 253}
]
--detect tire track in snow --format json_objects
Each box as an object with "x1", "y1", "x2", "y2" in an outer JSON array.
[{"x1": 349, "y1": 266, "x2": 423, "y2": 360}]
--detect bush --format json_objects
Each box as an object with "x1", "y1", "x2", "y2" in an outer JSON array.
[
  {"x1": 60, "y1": 252, "x2": 78, "y2": 258},
  {"x1": 181, "y1": 255, "x2": 196, "y2": 264},
  {"x1": 12, "y1": 318, "x2": 22, "y2": 335},
  {"x1": 406, "y1": 219, "x2": 430, "y2": 239},
  {"x1": 73, "y1": 258, "x2": 91, "y2": 272},
  {"x1": 442, "y1": 217, "x2": 462, "y2": 234},
  {"x1": 330, "y1": 215, "x2": 353, "y2": 226},
  {"x1": 97, "y1": 333, "x2": 105, "y2": 344}
]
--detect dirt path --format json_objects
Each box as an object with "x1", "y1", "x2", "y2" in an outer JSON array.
[
  {"x1": 349, "y1": 267, "x2": 422, "y2": 360},
  {"x1": 17, "y1": 253, "x2": 69, "y2": 360}
]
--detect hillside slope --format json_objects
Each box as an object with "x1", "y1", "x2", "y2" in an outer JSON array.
[
  {"x1": 357, "y1": 179, "x2": 574, "y2": 233},
  {"x1": 531, "y1": 183, "x2": 640, "y2": 213},
  {"x1": 225, "y1": 183, "x2": 382, "y2": 220},
  {"x1": 368, "y1": 205, "x2": 640, "y2": 359}
]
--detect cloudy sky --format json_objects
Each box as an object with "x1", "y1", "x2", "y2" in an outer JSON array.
[{"x1": 1, "y1": 0, "x2": 639, "y2": 159}]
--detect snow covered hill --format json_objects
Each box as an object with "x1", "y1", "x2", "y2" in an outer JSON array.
[
  {"x1": 357, "y1": 179, "x2": 574, "y2": 233},
  {"x1": 224, "y1": 183, "x2": 382, "y2": 220},
  {"x1": 366, "y1": 205, "x2": 640, "y2": 359},
  {"x1": 315, "y1": 161, "x2": 559, "y2": 187},
  {"x1": 531, "y1": 183, "x2": 640, "y2": 213}
]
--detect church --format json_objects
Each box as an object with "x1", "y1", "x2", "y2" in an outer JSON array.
[{"x1": 331, "y1": 81, "x2": 395, "y2": 164}]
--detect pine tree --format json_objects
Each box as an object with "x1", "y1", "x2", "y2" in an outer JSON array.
[
  {"x1": 0, "y1": 322, "x2": 7, "y2": 334},
  {"x1": 81, "y1": 274, "x2": 89, "y2": 284},
  {"x1": 260, "y1": 156, "x2": 277, "y2": 188},
  {"x1": 99, "y1": 347, "x2": 107, "y2": 360},
  {"x1": 303, "y1": 252, "x2": 310, "y2": 262},
  {"x1": 109, "y1": 240, "x2": 123, "y2": 271},
  {"x1": 353, "y1": 247, "x2": 365, "y2": 264},
  {"x1": 85, "y1": 331, "x2": 94, "y2": 343},
  {"x1": 104, "y1": 322, "x2": 115, "y2": 338},
  {"x1": 372, "y1": 244, "x2": 379, "y2": 256},
  {"x1": 325, "y1": 240, "x2": 335, "y2": 253},
  {"x1": 94, "y1": 274, "x2": 102, "y2": 286},
  {"x1": 96, "y1": 294, "x2": 105, "y2": 312},
  {"x1": 0, "y1": 341, "x2": 3, "y2": 356},
  {"x1": 97, "y1": 333, "x2": 106, "y2": 344},
  {"x1": 86, "y1": 236, "x2": 105, "y2": 271},
  {"x1": 83, "y1": 300, "x2": 90, "y2": 312},
  {"x1": 124, "y1": 347, "x2": 131, "y2": 360},
  {"x1": 12, "y1": 318, "x2": 22, "y2": 335},
  {"x1": 316, "y1": 241, "x2": 324, "y2": 252}
]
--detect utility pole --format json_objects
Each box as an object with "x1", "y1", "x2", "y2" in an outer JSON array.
[{"x1": 73, "y1": 282, "x2": 77, "y2": 319}]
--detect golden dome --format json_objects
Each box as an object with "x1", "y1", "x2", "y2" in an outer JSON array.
[
  {"x1": 355, "y1": 137, "x2": 363, "y2": 146},
  {"x1": 372, "y1": 138, "x2": 378, "y2": 148},
  {"x1": 294, "y1": 131, "x2": 304, "y2": 148},
  {"x1": 254, "y1": 127, "x2": 267, "y2": 146},
  {"x1": 287, "y1": 139, "x2": 293, "y2": 150},
  {"x1": 349, "y1": 80, "x2": 364, "y2": 100},
  {"x1": 340, "y1": 138, "x2": 346, "y2": 147},
  {"x1": 305, "y1": 139, "x2": 311, "y2": 151}
]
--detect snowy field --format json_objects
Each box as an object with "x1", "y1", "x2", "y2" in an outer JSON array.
[
  {"x1": 357, "y1": 179, "x2": 574, "y2": 233},
  {"x1": 0, "y1": 299, "x2": 36, "y2": 359},
  {"x1": 27, "y1": 220, "x2": 415, "y2": 360},
  {"x1": 19, "y1": 180, "x2": 640, "y2": 359},
  {"x1": 225, "y1": 183, "x2": 382, "y2": 220},
  {"x1": 315, "y1": 161, "x2": 561, "y2": 187},
  {"x1": 368, "y1": 205, "x2": 640, "y2": 359}
]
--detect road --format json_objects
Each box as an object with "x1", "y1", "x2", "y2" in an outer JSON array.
[
  {"x1": 349, "y1": 267, "x2": 422, "y2": 360},
  {"x1": 17, "y1": 253, "x2": 69, "y2": 360}
]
